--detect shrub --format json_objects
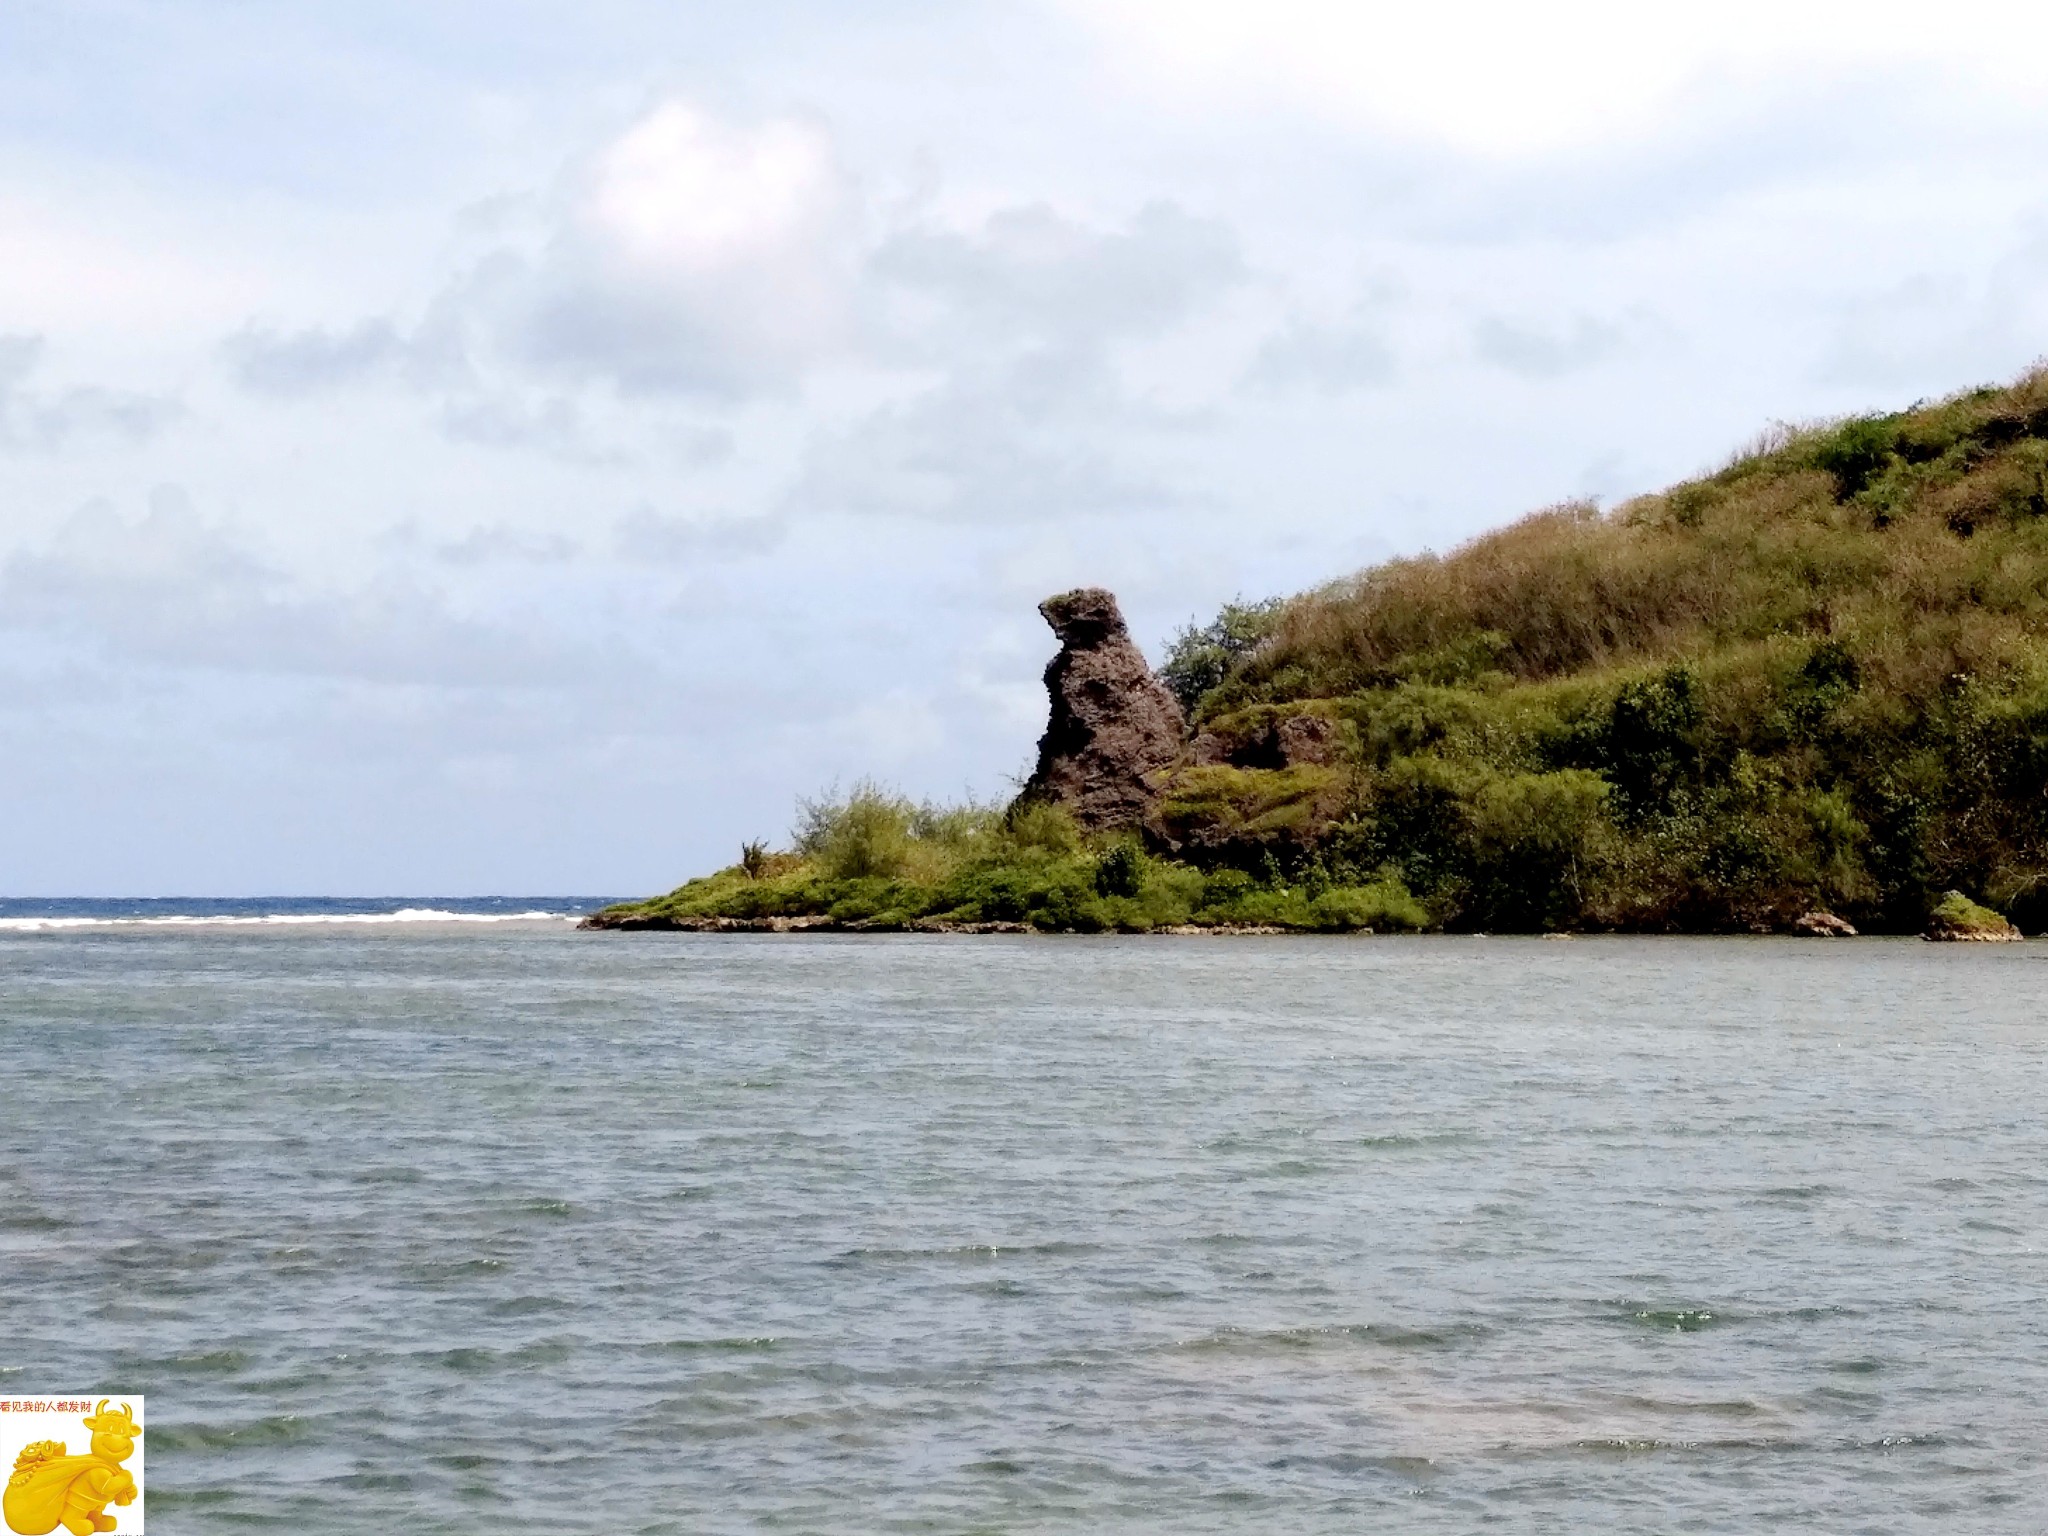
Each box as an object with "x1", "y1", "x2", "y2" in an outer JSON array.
[
  {"x1": 1361, "y1": 756, "x2": 1474, "y2": 897},
  {"x1": 1782, "y1": 641, "x2": 1860, "y2": 733},
  {"x1": 1603, "y1": 665, "x2": 1701, "y2": 822},
  {"x1": 1307, "y1": 874, "x2": 1429, "y2": 931},
  {"x1": 1033, "y1": 871, "x2": 1102, "y2": 931},
  {"x1": 1812, "y1": 415, "x2": 1901, "y2": 499},
  {"x1": 1006, "y1": 799, "x2": 1081, "y2": 856},
  {"x1": 796, "y1": 780, "x2": 918, "y2": 879},
  {"x1": 935, "y1": 864, "x2": 1037, "y2": 923},
  {"x1": 1095, "y1": 841, "x2": 1144, "y2": 897},
  {"x1": 1161, "y1": 597, "x2": 1285, "y2": 718},
  {"x1": 1197, "y1": 867, "x2": 1253, "y2": 907},
  {"x1": 1463, "y1": 769, "x2": 1611, "y2": 929}
]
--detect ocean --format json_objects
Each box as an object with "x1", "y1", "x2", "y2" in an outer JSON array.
[{"x1": 5, "y1": 916, "x2": 2046, "y2": 1531}]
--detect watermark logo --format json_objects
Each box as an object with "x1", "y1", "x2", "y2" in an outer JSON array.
[{"x1": 1, "y1": 1399, "x2": 144, "y2": 1535}]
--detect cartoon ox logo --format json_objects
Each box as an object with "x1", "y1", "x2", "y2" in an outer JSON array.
[{"x1": 3, "y1": 1401, "x2": 141, "y2": 1535}]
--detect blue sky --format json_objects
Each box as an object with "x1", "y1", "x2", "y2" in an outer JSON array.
[{"x1": 7, "y1": 0, "x2": 2048, "y2": 894}]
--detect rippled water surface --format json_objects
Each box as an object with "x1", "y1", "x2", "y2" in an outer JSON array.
[{"x1": 7, "y1": 929, "x2": 2048, "y2": 1531}]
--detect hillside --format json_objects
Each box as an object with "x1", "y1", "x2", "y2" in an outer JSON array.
[{"x1": 591, "y1": 366, "x2": 2048, "y2": 935}]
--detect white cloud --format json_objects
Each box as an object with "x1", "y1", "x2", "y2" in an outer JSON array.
[
  {"x1": 1249, "y1": 316, "x2": 1396, "y2": 394},
  {"x1": 218, "y1": 129, "x2": 1252, "y2": 515},
  {"x1": 0, "y1": 333, "x2": 182, "y2": 450},
  {"x1": 1473, "y1": 315, "x2": 1627, "y2": 379},
  {"x1": 1054, "y1": 0, "x2": 2048, "y2": 156},
  {"x1": 1816, "y1": 226, "x2": 2048, "y2": 388},
  {"x1": 0, "y1": 491, "x2": 595, "y2": 689},
  {"x1": 224, "y1": 318, "x2": 412, "y2": 397},
  {"x1": 521, "y1": 102, "x2": 859, "y2": 396},
  {"x1": 869, "y1": 201, "x2": 1244, "y2": 358},
  {"x1": 612, "y1": 505, "x2": 787, "y2": 563},
  {"x1": 217, "y1": 100, "x2": 863, "y2": 408},
  {"x1": 793, "y1": 200, "x2": 1247, "y2": 519},
  {"x1": 586, "y1": 103, "x2": 842, "y2": 275}
]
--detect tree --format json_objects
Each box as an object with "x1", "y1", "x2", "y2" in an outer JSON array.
[{"x1": 1159, "y1": 597, "x2": 1283, "y2": 717}]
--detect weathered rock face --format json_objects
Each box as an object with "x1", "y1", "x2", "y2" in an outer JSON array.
[
  {"x1": 1187, "y1": 713, "x2": 1340, "y2": 769},
  {"x1": 1021, "y1": 587, "x2": 1185, "y2": 831}
]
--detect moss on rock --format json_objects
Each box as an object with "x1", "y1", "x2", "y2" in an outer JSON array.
[{"x1": 1923, "y1": 891, "x2": 2022, "y2": 942}]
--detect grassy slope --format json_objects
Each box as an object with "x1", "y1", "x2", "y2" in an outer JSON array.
[
  {"x1": 598, "y1": 367, "x2": 2048, "y2": 934},
  {"x1": 1180, "y1": 366, "x2": 2048, "y2": 932}
]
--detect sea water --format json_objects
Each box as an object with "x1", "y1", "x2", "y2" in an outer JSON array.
[{"x1": 4, "y1": 922, "x2": 2046, "y2": 1531}]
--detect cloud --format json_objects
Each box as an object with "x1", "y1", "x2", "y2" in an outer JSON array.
[
  {"x1": 868, "y1": 201, "x2": 1245, "y2": 358},
  {"x1": 0, "y1": 332, "x2": 181, "y2": 450},
  {"x1": 504, "y1": 118, "x2": 1246, "y2": 411},
  {"x1": 1473, "y1": 314, "x2": 1626, "y2": 378},
  {"x1": 224, "y1": 317, "x2": 412, "y2": 396},
  {"x1": 432, "y1": 524, "x2": 582, "y2": 567},
  {"x1": 222, "y1": 121, "x2": 1245, "y2": 413},
  {"x1": 826, "y1": 687, "x2": 950, "y2": 765},
  {"x1": 0, "y1": 490, "x2": 596, "y2": 689},
  {"x1": 0, "y1": 334, "x2": 38, "y2": 387},
  {"x1": 797, "y1": 382, "x2": 1167, "y2": 522},
  {"x1": 216, "y1": 122, "x2": 1253, "y2": 515},
  {"x1": 1814, "y1": 226, "x2": 2048, "y2": 391},
  {"x1": 219, "y1": 100, "x2": 862, "y2": 420},
  {"x1": 1055, "y1": 0, "x2": 2048, "y2": 156},
  {"x1": 796, "y1": 200, "x2": 1247, "y2": 519},
  {"x1": 612, "y1": 506, "x2": 787, "y2": 563},
  {"x1": 586, "y1": 102, "x2": 842, "y2": 275},
  {"x1": 1249, "y1": 315, "x2": 1396, "y2": 394},
  {"x1": 517, "y1": 102, "x2": 858, "y2": 398},
  {"x1": 434, "y1": 389, "x2": 623, "y2": 462},
  {"x1": 226, "y1": 311, "x2": 640, "y2": 461}
]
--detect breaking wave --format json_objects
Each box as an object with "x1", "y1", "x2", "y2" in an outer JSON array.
[
  {"x1": 0, "y1": 909, "x2": 574, "y2": 930},
  {"x1": 0, "y1": 898, "x2": 611, "y2": 930}
]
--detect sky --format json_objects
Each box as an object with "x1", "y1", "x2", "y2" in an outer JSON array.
[{"x1": 7, "y1": 0, "x2": 2048, "y2": 895}]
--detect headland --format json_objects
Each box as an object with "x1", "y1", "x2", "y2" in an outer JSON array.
[{"x1": 590, "y1": 368, "x2": 2048, "y2": 937}]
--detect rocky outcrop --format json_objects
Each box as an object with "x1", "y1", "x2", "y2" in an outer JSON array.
[
  {"x1": 1792, "y1": 910, "x2": 1858, "y2": 937},
  {"x1": 1922, "y1": 890, "x2": 2022, "y2": 942},
  {"x1": 1275, "y1": 715, "x2": 1339, "y2": 766},
  {"x1": 1021, "y1": 587, "x2": 1185, "y2": 832},
  {"x1": 1188, "y1": 713, "x2": 1340, "y2": 769}
]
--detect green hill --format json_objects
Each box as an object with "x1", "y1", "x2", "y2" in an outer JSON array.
[{"x1": 592, "y1": 366, "x2": 2048, "y2": 935}]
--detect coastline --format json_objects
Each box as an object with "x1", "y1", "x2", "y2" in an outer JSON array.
[
  {"x1": 578, "y1": 911, "x2": 1297, "y2": 934},
  {"x1": 576, "y1": 911, "x2": 2009, "y2": 938}
]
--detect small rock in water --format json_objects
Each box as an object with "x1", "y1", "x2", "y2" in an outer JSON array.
[
  {"x1": 1793, "y1": 911, "x2": 1858, "y2": 938},
  {"x1": 1922, "y1": 891, "x2": 2022, "y2": 943}
]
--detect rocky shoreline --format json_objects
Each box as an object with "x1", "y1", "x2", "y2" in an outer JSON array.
[
  {"x1": 578, "y1": 908, "x2": 2020, "y2": 939},
  {"x1": 578, "y1": 911, "x2": 1300, "y2": 935}
]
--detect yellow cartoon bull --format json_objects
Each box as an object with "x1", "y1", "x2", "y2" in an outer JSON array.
[{"x1": 4, "y1": 1401, "x2": 140, "y2": 1535}]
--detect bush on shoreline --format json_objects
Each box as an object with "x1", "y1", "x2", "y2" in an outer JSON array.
[{"x1": 593, "y1": 792, "x2": 1429, "y2": 934}]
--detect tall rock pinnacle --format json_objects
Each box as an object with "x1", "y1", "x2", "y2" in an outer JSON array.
[{"x1": 1020, "y1": 587, "x2": 1185, "y2": 832}]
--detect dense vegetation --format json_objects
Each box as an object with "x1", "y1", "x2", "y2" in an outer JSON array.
[
  {"x1": 595, "y1": 782, "x2": 1430, "y2": 933},
  {"x1": 598, "y1": 366, "x2": 2048, "y2": 934}
]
